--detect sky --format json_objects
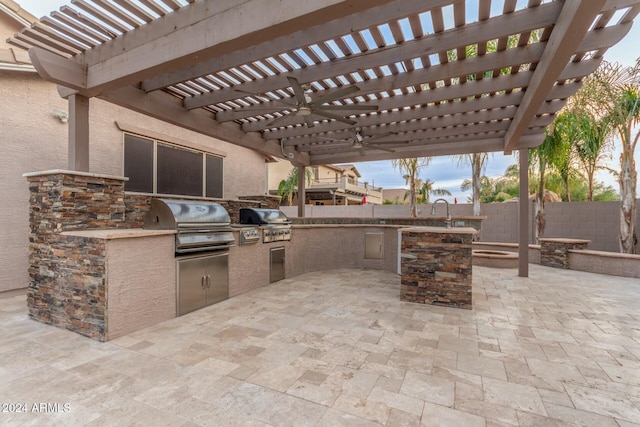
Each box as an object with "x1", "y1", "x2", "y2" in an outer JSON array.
[{"x1": 15, "y1": 0, "x2": 640, "y2": 202}]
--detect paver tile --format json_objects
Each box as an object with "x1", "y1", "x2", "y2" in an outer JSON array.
[{"x1": 2, "y1": 265, "x2": 640, "y2": 426}]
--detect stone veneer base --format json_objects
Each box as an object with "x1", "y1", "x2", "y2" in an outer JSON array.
[
  {"x1": 400, "y1": 227, "x2": 476, "y2": 310},
  {"x1": 26, "y1": 171, "x2": 128, "y2": 341},
  {"x1": 539, "y1": 238, "x2": 590, "y2": 269},
  {"x1": 26, "y1": 172, "x2": 284, "y2": 341}
]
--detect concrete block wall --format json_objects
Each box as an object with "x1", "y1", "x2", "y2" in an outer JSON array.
[
  {"x1": 283, "y1": 200, "x2": 640, "y2": 253},
  {"x1": 542, "y1": 201, "x2": 639, "y2": 252}
]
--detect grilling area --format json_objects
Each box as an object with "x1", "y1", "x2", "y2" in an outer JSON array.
[
  {"x1": 13, "y1": 0, "x2": 640, "y2": 341},
  {"x1": 4, "y1": 1, "x2": 640, "y2": 425}
]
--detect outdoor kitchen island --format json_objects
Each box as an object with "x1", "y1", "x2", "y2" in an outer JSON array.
[
  {"x1": 24, "y1": 170, "x2": 483, "y2": 341},
  {"x1": 400, "y1": 226, "x2": 477, "y2": 309}
]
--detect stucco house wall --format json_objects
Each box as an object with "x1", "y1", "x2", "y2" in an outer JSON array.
[{"x1": 0, "y1": 5, "x2": 267, "y2": 293}]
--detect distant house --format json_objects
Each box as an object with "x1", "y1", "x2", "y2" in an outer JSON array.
[
  {"x1": 382, "y1": 188, "x2": 409, "y2": 204},
  {"x1": 268, "y1": 161, "x2": 383, "y2": 205},
  {"x1": 0, "y1": 0, "x2": 271, "y2": 294}
]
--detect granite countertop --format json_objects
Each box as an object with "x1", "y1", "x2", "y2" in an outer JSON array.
[
  {"x1": 538, "y1": 238, "x2": 590, "y2": 244},
  {"x1": 61, "y1": 229, "x2": 176, "y2": 239},
  {"x1": 400, "y1": 226, "x2": 478, "y2": 234},
  {"x1": 292, "y1": 224, "x2": 401, "y2": 229}
]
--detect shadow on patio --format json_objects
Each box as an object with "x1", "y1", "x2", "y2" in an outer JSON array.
[{"x1": 1, "y1": 265, "x2": 639, "y2": 426}]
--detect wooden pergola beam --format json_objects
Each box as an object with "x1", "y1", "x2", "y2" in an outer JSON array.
[
  {"x1": 187, "y1": 2, "x2": 564, "y2": 110},
  {"x1": 30, "y1": 0, "x2": 397, "y2": 94},
  {"x1": 503, "y1": 0, "x2": 608, "y2": 152},
  {"x1": 98, "y1": 85, "x2": 309, "y2": 165},
  {"x1": 309, "y1": 135, "x2": 543, "y2": 165},
  {"x1": 141, "y1": 0, "x2": 454, "y2": 92}
]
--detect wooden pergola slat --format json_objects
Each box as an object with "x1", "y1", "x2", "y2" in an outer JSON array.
[{"x1": 8, "y1": 0, "x2": 639, "y2": 246}]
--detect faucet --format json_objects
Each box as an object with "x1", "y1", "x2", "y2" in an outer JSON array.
[{"x1": 431, "y1": 198, "x2": 451, "y2": 228}]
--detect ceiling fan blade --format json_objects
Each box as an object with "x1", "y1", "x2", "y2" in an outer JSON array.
[
  {"x1": 303, "y1": 115, "x2": 315, "y2": 128},
  {"x1": 368, "y1": 145, "x2": 395, "y2": 153},
  {"x1": 287, "y1": 76, "x2": 308, "y2": 105},
  {"x1": 312, "y1": 110, "x2": 357, "y2": 125},
  {"x1": 366, "y1": 132, "x2": 396, "y2": 143},
  {"x1": 233, "y1": 88, "x2": 270, "y2": 99},
  {"x1": 313, "y1": 85, "x2": 359, "y2": 105},
  {"x1": 319, "y1": 105, "x2": 379, "y2": 111},
  {"x1": 265, "y1": 113, "x2": 291, "y2": 127},
  {"x1": 315, "y1": 136, "x2": 353, "y2": 144}
]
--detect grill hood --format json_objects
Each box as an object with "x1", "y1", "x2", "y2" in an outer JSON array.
[
  {"x1": 145, "y1": 199, "x2": 231, "y2": 229},
  {"x1": 239, "y1": 208, "x2": 290, "y2": 225}
]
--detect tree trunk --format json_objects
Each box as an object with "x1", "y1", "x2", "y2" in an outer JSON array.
[
  {"x1": 472, "y1": 156, "x2": 481, "y2": 216},
  {"x1": 409, "y1": 176, "x2": 417, "y2": 218},
  {"x1": 535, "y1": 162, "x2": 546, "y2": 242},
  {"x1": 619, "y1": 151, "x2": 637, "y2": 253}
]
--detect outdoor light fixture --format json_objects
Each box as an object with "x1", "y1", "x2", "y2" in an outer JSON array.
[
  {"x1": 296, "y1": 106, "x2": 312, "y2": 116},
  {"x1": 52, "y1": 110, "x2": 68, "y2": 123}
]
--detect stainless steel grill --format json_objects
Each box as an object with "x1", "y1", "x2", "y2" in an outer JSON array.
[
  {"x1": 239, "y1": 208, "x2": 292, "y2": 243},
  {"x1": 144, "y1": 198, "x2": 234, "y2": 316},
  {"x1": 144, "y1": 199, "x2": 235, "y2": 253}
]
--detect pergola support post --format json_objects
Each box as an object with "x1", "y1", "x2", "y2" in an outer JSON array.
[
  {"x1": 297, "y1": 166, "x2": 306, "y2": 217},
  {"x1": 518, "y1": 148, "x2": 529, "y2": 277},
  {"x1": 68, "y1": 94, "x2": 90, "y2": 172}
]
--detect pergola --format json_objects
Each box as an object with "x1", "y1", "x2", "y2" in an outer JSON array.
[{"x1": 8, "y1": 0, "x2": 640, "y2": 277}]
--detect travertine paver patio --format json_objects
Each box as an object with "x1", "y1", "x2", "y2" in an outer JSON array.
[{"x1": 1, "y1": 265, "x2": 640, "y2": 426}]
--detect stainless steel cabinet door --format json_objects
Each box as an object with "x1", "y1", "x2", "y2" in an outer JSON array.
[
  {"x1": 270, "y1": 247, "x2": 285, "y2": 283},
  {"x1": 177, "y1": 255, "x2": 208, "y2": 316},
  {"x1": 205, "y1": 252, "x2": 229, "y2": 305}
]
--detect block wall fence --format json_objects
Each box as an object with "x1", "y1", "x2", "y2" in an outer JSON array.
[{"x1": 281, "y1": 199, "x2": 640, "y2": 253}]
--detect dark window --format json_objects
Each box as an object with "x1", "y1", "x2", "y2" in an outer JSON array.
[
  {"x1": 123, "y1": 132, "x2": 223, "y2": 198},
  {"x1": 206, "y1": 154, "x2": 223, "y2": 198},
  {"x1": 124, "y1": 134, "x2": 153, "y2": 193},
  {"x1": 157, "y1": 143, "x2": 203, "y2": 196}
]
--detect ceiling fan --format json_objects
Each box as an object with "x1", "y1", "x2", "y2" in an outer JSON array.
[
  {"x1": 235, "y1": 76, "x2": 378, "y2": 128},
  {"x1": 316, "y1": 127, "x2": 405, "y2": 155}
]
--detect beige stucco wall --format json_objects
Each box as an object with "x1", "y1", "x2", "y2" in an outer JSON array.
[
  {"x1": 229, "y1": 225, "x2": 399, "y2": 297},
  {"x1": 267, "y1": 158, "x2": 296, "y2": 193},
  {"x1": 0, "y1": 70, "x2": 266, "y2": 293},
  {"x1": 286, "y1": 225, "x2": 399, "y2": 277},
  {"x1": 1, "y1": 72, "x2": 68, "y2": 293},
  {"x1": 0, "y1": 6, "x2": 24, "y2": 42},
  {"x1": 106, "y1": 235, "x2": 176, "y2": 339},
  {"x1": 88, "y1": 100, "x2": 266, "y2": 197},
  {"x1": 568, "y1": 250, "x2": 640, "y2": 279},
  {"x1": 229, "y1": 233, "x2": 276, "y2": 297}
]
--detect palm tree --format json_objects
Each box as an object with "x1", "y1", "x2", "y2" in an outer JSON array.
[
  {"x1": 391, "y1": 158, "x2": 431, "y2": 217},
  {"x1": 530, "y1": 126, "x2": 567, "y2": 241},
  {"x1": 414, "y1": 178, "x2": 452, "y2": 204},
  {"x1": 446, "y1": 33, "x2": 540, "y2": 214},
  {"x1": 574, "y1": 113, "x2": 614, "y2": 201},
  {"x1": 454, "y1": 153, "x2": 489, "y2": 215},
  {"x1": 548, "y1": 112, "x2": 578, "y2": 202},
  {"x1": 589, "y1": 60, "x2": 640, "y2": 253},
  {"x1": 566, "y1": 70, "x2": 616, "y2": 202},
  {"x1": 277, "y1": 167, "x2": 312, "y2": 206}
]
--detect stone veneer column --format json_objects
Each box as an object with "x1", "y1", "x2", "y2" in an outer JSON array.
[
  {"x1": 539, "y1": 238, "x2": 590, "y2": 269},
  {"x1": 24, "y1": 170, "x2": 128, "y2": 340},
  {"x1": 400, "y1": 227, "x2": 477, "y2": 310},
  {"x1": 237, "y1": 195, "x2": 282, "y2": 209}
]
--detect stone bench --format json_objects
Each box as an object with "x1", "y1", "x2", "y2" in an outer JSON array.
[{"x1": 538, "y1": 238, "x2": 590, "y2": 269}]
